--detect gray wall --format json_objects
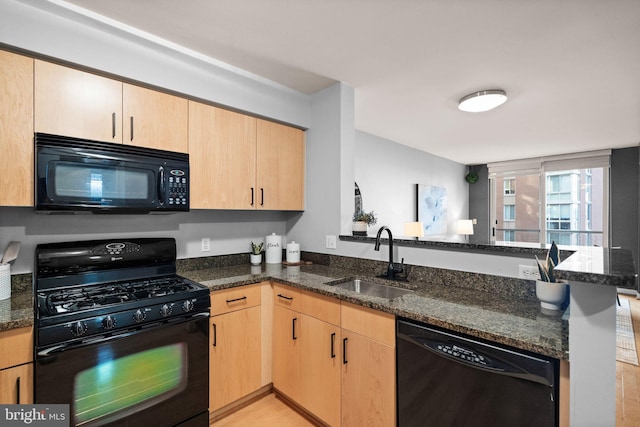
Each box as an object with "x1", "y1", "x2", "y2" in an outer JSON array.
[
  {"x1": 353, "y1": 131, "x2": 468, "y2": 240},
  {"x1": 0, "y1": 0, "x2": 309, "y2": 128},
  {"x1": 611, "y1": 147, "x2": 639, "y2": 288},
  {"x1": 467, "y1": 165, "x2": 490, "y2": 244},
  {"x1": 1, "y1": 207, "x2": 290, "y2": 274}
]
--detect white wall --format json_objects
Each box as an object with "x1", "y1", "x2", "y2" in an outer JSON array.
[{"x1": 354, "y1": 131, "x2": 469, "y2": 240}]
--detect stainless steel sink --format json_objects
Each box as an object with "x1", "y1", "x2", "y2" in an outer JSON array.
[{"x1": 329, "y1": 278, "x2": 413, "y2": 299}]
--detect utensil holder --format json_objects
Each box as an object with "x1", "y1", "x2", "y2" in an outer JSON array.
[{"x1": 0, "y1": 264, "x2": 10, "y2": 301}]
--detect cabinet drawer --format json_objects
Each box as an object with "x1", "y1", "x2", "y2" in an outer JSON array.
[
  {"x1": 0, "y1": 327, "x2": 33, "y2": 370},
  {"x1": 299, "y1": 289, "x2": 340, "y2": 326},
  {"x1": 341, "y1": 302, "x2": 395, "y2": 347},
  {"x1": 211, "y1": 285, "x2": 261, "y2": 315},
  {"x1": 273, "y1": 284, "x2": 300, "y2": 311}
]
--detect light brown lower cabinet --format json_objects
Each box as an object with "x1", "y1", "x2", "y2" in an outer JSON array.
[
  {"x1": 272, "y1": 285, "x2": 395, "y2": 427},
  {"x1": 272, "y1": 286, "x2": 342, "y2": 426},
  {"x1": 272, "y1": 304, "x2": 302, "y2": 401},
  {"x1": 209, "y1": 286, "x2": 262, "y2": 412},
  {"x1": 340, "y1": 303, "x2": 396, "y2": 427},
  {"x1": 0, "y1": 326, "x2": 34, "y2": 404},
  {"x1": 0, "y1": 363, "x2": 33, "y2": 404},
  {"x1": 300, "y1": 314, "x2": 341, "y2": 427}
]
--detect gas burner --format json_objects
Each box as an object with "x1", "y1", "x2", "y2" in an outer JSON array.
[{"x1": 39, "y1": 276, "x2": 199, "y2": 317}]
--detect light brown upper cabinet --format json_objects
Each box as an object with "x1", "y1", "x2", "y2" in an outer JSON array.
[
  {"x1": 35, "y1": 60, "x2": 122, "y2": 143},
  {"x1": 189, "y1": 101, "x2": 257, "y2": 209},
  {"x1": 0, "y1": 50, "x2": 33, "y2": 207},
  {"x1": 35, "y1": 61, "x2": 188, "y2": 153},
  {"x1": 122, "y1": 84, "x2": 188, "y2": 153},
  {"x1": 256, "y1": 119, "x2": 305, "y2": 210},
  {"x1": 189, "y1": 101, "x2": 305, "y2": 210}
]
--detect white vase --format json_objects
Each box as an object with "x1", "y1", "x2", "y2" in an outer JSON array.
[
  {"x1": 250, "y1": 253, "x2": 262, "y2": 265},
  {"x1": 352, "y1": 221, "x2": 368, "y2": 235},
  {"x1": 535, "y1": 280, "x2": 568, "y2": 311}
]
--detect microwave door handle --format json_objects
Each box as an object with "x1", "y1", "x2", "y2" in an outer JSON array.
[{"x1": 158, "y1": 166, "x2": 165, "y2": 205}]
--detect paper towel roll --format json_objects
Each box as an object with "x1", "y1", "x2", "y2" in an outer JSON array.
[
  {"x1": 286, "y1": 241, "x2": 300, "y2": 263},
  {"x1": 265, "y1": 233, "x2": 282, "y2": 264}
]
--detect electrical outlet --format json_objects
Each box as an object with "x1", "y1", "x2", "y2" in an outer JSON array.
[
  {"x1": 519, "y1": 264, "x2": 540, "y2": 280},
  {"x1": 201, "y1": 238, "x2": 210, "y2": 252},
  {"x1": 326, "y1": 235, "x2": 337, "y2": 249}
]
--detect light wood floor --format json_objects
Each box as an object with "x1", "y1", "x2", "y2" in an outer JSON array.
[
  {"x1": 210, "y1": 394, "x2": 316, "y2": 427},
  {"x1": 617, "y1": 294, "x2": 640, "y2": 427},
  {"x1": 211, "y1": 295, "x2": 640, "y2": 427}
]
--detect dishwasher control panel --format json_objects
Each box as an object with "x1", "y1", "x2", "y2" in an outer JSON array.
[{"x1": 436, "y1": 343, "x2": 489, "y2": 366}]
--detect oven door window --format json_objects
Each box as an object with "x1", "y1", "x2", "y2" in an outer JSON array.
[
  {"x1": 74, "y1": 343, "x2": 186, "y2": 425},
  {"x1": 53, "y1": 162, "x2": 152, "y2": 203}
]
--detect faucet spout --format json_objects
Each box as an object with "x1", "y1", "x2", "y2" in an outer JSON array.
[{"x1": 374, "y1": 226, "x2": 401, "y2": 280}]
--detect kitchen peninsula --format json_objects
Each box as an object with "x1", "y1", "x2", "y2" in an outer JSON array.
[{"x1": 1, "y1": 245, "x2": 635, "y2": 427}]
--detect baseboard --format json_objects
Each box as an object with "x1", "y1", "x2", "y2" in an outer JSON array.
[
  {"x1": 272, "y1": 387, "x2": 329, "y2": 427},
  {"x1": 209, "y1": 384, "x2": 273, "y2": 423}
]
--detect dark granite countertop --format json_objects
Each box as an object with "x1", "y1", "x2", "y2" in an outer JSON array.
[
  {"x1": 0, "y1": 262, "x2": 567, "y2": 359},
  {"x1": 0, "y1": 289, "x2": 34, "y2": 332},
  {"x1": 182, "y1": 263, "x2": 568, "y2": 360}
]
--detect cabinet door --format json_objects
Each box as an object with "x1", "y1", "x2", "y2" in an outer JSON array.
[
  {"x1": 0, "y1": 327, "x2": 33, "y2": 369},
  {"x1": 0, "y1": 50, "x2": 33, "y2": 206},
  {"x1": 272, "y1": 305, "x2": 301, "y2": 401},
  {"x1": 210, "y1": 306, "x2": 261, "y2": 411},
  {"x1": 256, "y1": 119, "x2": 305, "y2": 210},
  {"x1": 300, "y1": 315, "x2": 341, "y2": 427},
  {"x1": 34, "y1": 60, "x2": 122, "y2": 142},
  {"x1": 0, "y1": 363, "x2": 33, "y2": 404},
  {"x1": 188, "y1": 102, "x2": 257, "y2": 209},
  {"x1": 123, "y1": 83, "x2": 188, "y2": 153},
  {"x1": 341, "y1": 331, "x2": 395, "y2": 427}
]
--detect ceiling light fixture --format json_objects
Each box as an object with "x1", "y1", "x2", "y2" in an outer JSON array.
[{"x1": 458, "y1": 89, "x2": 507, "y2": 112}]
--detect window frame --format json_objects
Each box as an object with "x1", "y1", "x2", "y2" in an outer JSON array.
[{"x1": 488, "y1": 151, "x2": 610, "y2": 247}]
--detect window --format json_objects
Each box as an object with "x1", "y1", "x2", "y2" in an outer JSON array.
[
  {"x1": 488, "y1": 151, "x2": 609, "y2": 247},
  {"x1": 504, "y1": 205, "x2": 515, "y2": 221},
  {"x1": 504, "y1": 179, "x2": 515, "y2": 195}
]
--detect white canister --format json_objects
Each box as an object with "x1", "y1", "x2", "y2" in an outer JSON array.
[
  {"x1": 0, "y1": 264, "x2": 10, "y2": 301},
  {"x1": 286, "y1": 241, "x2": 301, "y2": 264},
  {"x1": 265, "y1": 233, "x2": 282, "y2": 264}
]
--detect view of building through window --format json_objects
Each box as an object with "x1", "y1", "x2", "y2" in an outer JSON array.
[{"x1": 492, "y1": 167, "x2": 606, "y2": 246}]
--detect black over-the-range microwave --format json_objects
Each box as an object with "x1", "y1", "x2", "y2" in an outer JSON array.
[{"x1": 35, "y1": 133, "x2": 190, "y2": 214}]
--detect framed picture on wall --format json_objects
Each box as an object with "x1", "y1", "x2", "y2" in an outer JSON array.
[{"x1": 417, "y1": 184, "x2": 448, "y2": 235}]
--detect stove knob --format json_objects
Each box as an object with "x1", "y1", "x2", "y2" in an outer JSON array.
[
  {"x1": 71, "y1": 321, "x2": 87, "y2": 337},
  {"x1": 133, "y1": 309, "x2": 146, "y2": 323},
  {"x1": 182, "y1": 300, "x2": 194, "y2": 312},
  {"x1": 102, "y1": 315, "x2": 116, "y2": 330},
  {"x1": 160, "y1": 304, "x2": 173, "y2": 317}
]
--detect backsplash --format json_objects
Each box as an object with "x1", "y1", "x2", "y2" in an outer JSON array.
[{"x1": 175, "y1": 250, "x2": 537, "y2": 301}]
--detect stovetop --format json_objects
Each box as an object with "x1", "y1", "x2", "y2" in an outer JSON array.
[
  {"x1": 38, "y1": 276, "x2": 204, "y2": 316},
  {"x1": 34, "y1": 238, "x2": 210, "y2": 349}
]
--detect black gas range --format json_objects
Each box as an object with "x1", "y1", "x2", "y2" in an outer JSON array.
[
  {"x1": 34, "y1": 238, "x2": 210, "y2": 427},
  {"x1": 35, "y1": 238, "x2": 210, "y2": 349}
]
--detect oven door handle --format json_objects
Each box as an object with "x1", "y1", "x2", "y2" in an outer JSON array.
[{"x1": 37, "y1": 312, "x2": 211, "y2": 358}]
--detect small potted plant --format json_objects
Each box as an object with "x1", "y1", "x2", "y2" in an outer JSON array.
[
  {"x1": 352, "y1": 210, "x2": 377, "y2": 236},
  {"x1": 250, "y1": 241, "x2": 263, "y2": 265},
  {"x1": 534, "y1": 241, "x2": 567, "y2": 311}
]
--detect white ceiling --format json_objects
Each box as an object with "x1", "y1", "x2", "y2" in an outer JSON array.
[{"x1": 56, "y1": 0, "x2": 640, "y2": 164}]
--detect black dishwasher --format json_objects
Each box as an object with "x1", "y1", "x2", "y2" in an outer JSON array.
[{"x1": 397, "y1": 319, "x2": 558, "y2": 427}]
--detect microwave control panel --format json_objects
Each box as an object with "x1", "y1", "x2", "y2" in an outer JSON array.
[{"x1": 167, "y1": 169, "x2": 189, "y2": 206}]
